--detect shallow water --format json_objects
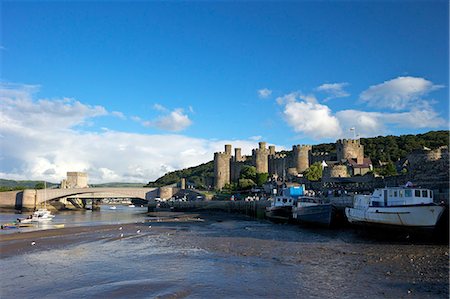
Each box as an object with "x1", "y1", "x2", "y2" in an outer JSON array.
[
  {"x1": 0, "y1": 205, "x2": 148, "y2": 233},
  {"x1": 1, "y1": 212, "x2": 448, "y2": 298}
]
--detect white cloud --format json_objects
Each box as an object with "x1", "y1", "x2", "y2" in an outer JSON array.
[
  {"x1": 249, "y1": 135, "x2": 263, "y2": 141},
  {"x1": 151, "y1": 108, "x2": 193, "y2": 132},
  {"x1": 0, "y1": 83, "x2": 262, "y2": 183},
  {"x1": 153, "y1": 103, "x2": 168, "y2": 112},
  {"x1": 277, "y1": 80, "x2": 446, "y2": 140},
  {"x1": 282, "y1": 99, "x2": 342, "y2": 139},
  {"x1": 133, "y1": 105, "x2": 194, "y2": 132},
  {"x1": 359, "y1": 76, "x2": 444, "y2": 110},
  {"x1": 316, "y1": 82, "x2": 350, "y2": 101},
  {"x1": 257, "y1": 88, "x2": 272, "y2": 99},
  {"x1": 111, "y1": 111, "x2": 126, "y2": 119},
  {"x1": 336, "y1": 107, "x2": 446, "y2": 138}
]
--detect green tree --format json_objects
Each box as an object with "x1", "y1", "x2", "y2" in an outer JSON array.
[
  {"x1": 223, "y1": 183, "x2": 237, "y2": 191},
  {"x1": 238, "y1": 178, "x2": 256, "y2": 190},
  {"x1": 35, "y1": 182, "x2": 45, "y2": 189},
  {"x1": 240, "y1": 165, "x2": 257, "y2": 181},
  {"x1": 255, "y1": 173, "x2": 269, "y2": 186},
  {"x1": 378, "y1": 161, "x2": 397, "y2": 177},
  {"x1": 304, "y1": 162, "x2": 323, "y2": 181}
]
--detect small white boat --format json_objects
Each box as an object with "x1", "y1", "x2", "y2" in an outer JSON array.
[
  {"x1": 345, "y1": 186, "x2": 445, "y2": 229},
  {"x1": 19, "y1": 209, "x2": 54, "y2": 223},
  {"x1": 33, "y1": 208, "x2": 55, "y2": 219},
  {"x1": 128, "y1": 204, "x2": 135, "y2": 208},
  {"x1": 109, "y1": 206, "x2": 117, "y2": 210}
]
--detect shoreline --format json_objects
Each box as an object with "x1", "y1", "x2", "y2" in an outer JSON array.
[{"x1": 1, "y1": 211, "x2": 448, "y2": 298}]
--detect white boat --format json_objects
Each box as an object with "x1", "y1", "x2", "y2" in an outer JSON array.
[
  {"x1": 109, "y1": 206, "x2": 117, "y2": 210},
  {"x1": 292, "y1": 196, "x2": 336, "y2": 227},
  {"x1": 128, "y1": 204, "x2": 135, "y2": 208},
  {"x1": 345, "y1": 186, "x2": 445, "y2": 229},
  {"x1": 19, "y1": 209, "x2": 55, "y2": 223},
  {"x1": 19, "y1": 182, "x2": 55, "y2": 223}
]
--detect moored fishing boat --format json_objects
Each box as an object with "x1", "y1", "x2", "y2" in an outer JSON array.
[
  {"x1": 266, "y1": 186, "x2": 304, "y2": 222},
  {"x1": 292, "y1": 196, "x2": 337, "y2": 227},
  {"x1": 345, "y1": 186, "x2": 445, "y2": 230}
]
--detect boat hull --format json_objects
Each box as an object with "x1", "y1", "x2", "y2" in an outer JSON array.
[
  {"x1": 293, "y1": 204, "x2": 336, "y2": 227},
  {"x1": 345, "y1": 204, "x2": 445, "y2": 228},
  {"x1": 265, "y1": 206, "x2": 293, "y2": 222}
]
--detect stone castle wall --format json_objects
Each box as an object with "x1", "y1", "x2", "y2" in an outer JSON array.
[
  {"x1": 336, "y1": 139, "x2": 364, "y2": 163},
  {"x1": 213, "y1": 138, "x2": 370, "y2": 190},
  {"x1": 292, "y1": 145, "x2": 311, "y2": 173},
  {"x1": 214, "y1": 146, "x2": 232, "y2": 190},
  {"x1": 252, "y1": 142, "x2": 269, "y2": 173}
]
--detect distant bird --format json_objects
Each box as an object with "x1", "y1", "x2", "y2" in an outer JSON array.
[
  {"x1": 148, "y1": 225, "x2": 152, "y2": 229},
  {"x1": 119, "y1": 227, "x2": 123, "y2": 230},
  {"x1": 31, "y1": 241, "x2": 36, "y2": 246},
  {"x1": 120, "y1": 233, "x2": 124, "y2": 238}
]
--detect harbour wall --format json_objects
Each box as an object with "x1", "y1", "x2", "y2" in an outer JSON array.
[{"x1": 149, "y1": 200, "x2": 271, "y2": 219}]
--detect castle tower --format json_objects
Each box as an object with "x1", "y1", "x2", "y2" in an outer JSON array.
[
  {"x1": 65, "y1": 172, "x2": 88, "y2": 188},
  {"x1": 234, "y1": 148, "x2": 245, "y2": 162},
  {"x1": 269, "y1": 145, "x2": 276, "y2": 156},
  {"x1": 252, "y1": 141, "x2": 269, "y2": 173},
  {"x1": 292, "y1": 145, "x2": 312, "y2": 173},
  {"x1": 214, "y1": 145, "x2": 232, "y2": 190},
  {"x1": 230, "y1": 147, "x2": 246, "y2": 182},
  {"x1": 336, "y1": 139, "x2": 364, "y2": 164}
]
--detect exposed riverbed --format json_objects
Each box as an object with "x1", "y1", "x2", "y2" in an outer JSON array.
[{"x1": 0, "y1": 210, "x2": 448, "y2": 298}]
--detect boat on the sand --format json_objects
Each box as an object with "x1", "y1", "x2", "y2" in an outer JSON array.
[
  {"x1": 292, "y1": 196, "x2": 337, "y2": 227},
  {"x1": 345, "y1": 186, "x2": 445, "y2": 230}
]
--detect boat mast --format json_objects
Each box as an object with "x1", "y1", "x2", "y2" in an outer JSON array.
[{"x1": 44, "y1": 181, "x2": 47, "y2": 210}]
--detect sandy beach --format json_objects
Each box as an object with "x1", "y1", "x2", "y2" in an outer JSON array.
[{"x1": 1, "y1": 211, "x2": 448, "y2": 298}]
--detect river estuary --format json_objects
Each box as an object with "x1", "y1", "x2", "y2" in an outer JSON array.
[{"x1": 0, "y1": 207, "x2": 448, "y2": 298}]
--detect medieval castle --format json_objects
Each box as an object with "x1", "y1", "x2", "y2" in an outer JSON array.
[{"x1": 213, "y1": 139, "x2": 372, "y2": 190}]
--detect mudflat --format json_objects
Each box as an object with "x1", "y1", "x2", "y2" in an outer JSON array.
[{"x1": 1, "y1": 211, "x2": 448, "y2": 298}]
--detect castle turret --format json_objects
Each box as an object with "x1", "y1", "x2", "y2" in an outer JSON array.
[
  {"x1": 269, "y1": 145, "x2": 276, "y2": 156},
  {"x1": 234, "y1": 148, "x2": 245, "y2": 162},
  {"x1": 292, "y1": 145, "x2": 312, "y2": 173},
  {"x1": 214, "y1": 145, "x2": 232, "y2": 190},
  {"x1": 336, "y1": 139, "x2": 364, "y2": 164},
  {"x1": 252, "y1": 142, "x2": 269, "y2": 173},
  {"x1": 225, "y1": 144, "x2": 232, "y2": 156}
]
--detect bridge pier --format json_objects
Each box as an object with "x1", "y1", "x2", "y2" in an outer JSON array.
[{"x1": 92, "y1": 199, "x2": 101, "y2": 211}]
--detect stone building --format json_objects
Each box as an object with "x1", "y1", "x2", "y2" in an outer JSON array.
[
  {"x1": 60, "y1": 172, "x2": 89, "y2": 188},
  {"x1": 213, "y1": 138, "x2": 373, "y2": 190},
  {"x1": 322, "y1": 139, "x2": 372, "y2": 179},
  {"x1": 214, "y1": 142, "x2": 312, "y2": 190}
]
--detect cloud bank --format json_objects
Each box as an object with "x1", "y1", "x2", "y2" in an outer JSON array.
[
  {"x1": 360, "y1": 76, "x2": 443, "y2": 110},
  {"x1": 316, "y1": 82, "x2": 350, "y2": 101},
  {"x1": 0, "y1": 83, "x2": 258, "y2": 183},
  {"x1": 277, "y1": 76, "x2": 446, "y2": 139}
]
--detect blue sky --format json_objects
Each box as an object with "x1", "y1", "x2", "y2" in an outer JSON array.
[{"x1": 1, "y1": 1, "x2": 448, "y2": 182}]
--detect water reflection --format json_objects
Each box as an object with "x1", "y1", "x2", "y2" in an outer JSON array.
[{"x1": 0, "y1": 205, "x2": 148, "y2": 233}]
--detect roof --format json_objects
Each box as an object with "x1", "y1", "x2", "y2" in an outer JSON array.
[{"x1": 347, "y1": 158, "x2": 372, "y2": 168}]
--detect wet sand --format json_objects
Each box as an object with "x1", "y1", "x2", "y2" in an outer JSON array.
[{"x1": 1, "y1": 211, "x2": 448, "y2": 298}]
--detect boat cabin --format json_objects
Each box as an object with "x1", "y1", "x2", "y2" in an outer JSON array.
[
  {"x1": 272, "y1": 196, "x2": 296, "y2": 207},
  {"x1": 354, "y1": 187, "x2": 434, "y2": 208}
]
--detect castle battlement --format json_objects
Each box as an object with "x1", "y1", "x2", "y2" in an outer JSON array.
[
  {"x1": 336, "y1": 139, "x2": 362, "y2": 146},
  {"x1": 292, "y1": 144, "x2": 313, "y2": 151}
]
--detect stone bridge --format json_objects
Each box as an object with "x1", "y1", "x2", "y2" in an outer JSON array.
[{"x1": 0, "y1": 187, "x2": 158, "y2": 211}]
